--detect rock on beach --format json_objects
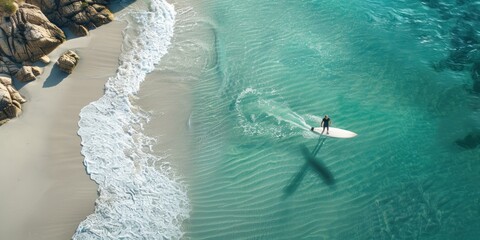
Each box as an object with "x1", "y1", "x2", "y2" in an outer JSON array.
[
  {"x1": 0, "y1": 75, "x2": 26, "y2": 124},
  {"x1": 56, "y1": 50, "x2": 79, "y2": 74}
]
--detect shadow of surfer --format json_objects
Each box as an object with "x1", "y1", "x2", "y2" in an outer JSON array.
[{"x1": 283, "y1": 137, "x2": 335, "y2": 199}]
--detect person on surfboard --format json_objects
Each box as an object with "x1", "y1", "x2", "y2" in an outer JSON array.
[{"x1": 321, "y1": 115, "x2": 331, "y2": 134}]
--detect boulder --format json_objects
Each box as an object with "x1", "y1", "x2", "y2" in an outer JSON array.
[
  {"x1": 0, "y1": 56, "x2": 20, "y2": 75},
  {"x1": 14, "y1": 65, "x2": 43, "y2": 82},
  {"x1": 39, "y1": 55, "x2": 51, "y2": 64},
  {"x1": 56, "y1": 50, "x2": 79, "y2": 73},
  {"x1": 0, "y1": 82, "x2": 10, "y2": 111},
  {"x1": 59, "y1": 2, "x2": 83, "y2": 17},
  {"x1": 25, "y1": 0, "x2": 114, "y2": 36},
  {"x1": 3, "y1": 102, "x2": 21, "y2": 118},
  {"x1": 0, "y1": 76, "x2": 12, "y2": 86},
  {"x1": 0, "y1": 75, "x2": 25, "y2": 124},
  {"x1": 68, "y1": 23, "x2": 89, "y2": 37},
  {"x1": 59, "y1": 0, "x2": 77, "y2": 7},
  {"x1": 72, "y1": 11, "x2": 90, "y2": 24},
  {"x1": 0, "y1": 4, "x2": 66, "y2": 63},
  {"x1": 92, "y1": 4, "x2": 106, "y2": 12},
  {"x1": 7, "y1": 85, "x2": 26, "y2": 103}
]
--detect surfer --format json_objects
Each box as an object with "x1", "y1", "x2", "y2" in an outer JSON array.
[
  {"x1": 321, "y1": 115, "x2": 331, "y2": 134},
  {"x1": 309, "y1": 116, "x2": 357, "y2": 138}
]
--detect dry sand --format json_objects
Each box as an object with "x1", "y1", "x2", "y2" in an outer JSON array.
[{"x1": 0, "y1": 20, "x2": 126, "y2": 240}]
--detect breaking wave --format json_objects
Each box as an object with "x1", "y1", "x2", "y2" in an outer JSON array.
[{"x1": 73, "y1": 0, "x2": 189, "y2": 239}]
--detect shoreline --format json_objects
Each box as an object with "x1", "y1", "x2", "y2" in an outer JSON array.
[
  {"x1": 0, "y1": 20, "x2": 126, "y2": 239},
  {"x1": 71, "y1": 0, "x2": 191, "y2": 238}
]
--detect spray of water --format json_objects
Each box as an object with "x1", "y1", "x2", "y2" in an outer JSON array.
[{"x1": 235, "y1": 88, "x2": 319, "y2": 138}]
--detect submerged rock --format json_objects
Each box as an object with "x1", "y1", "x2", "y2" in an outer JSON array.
[
  {"x1": 56, "y1": 50, "x2": 79, "y2": 74},
  {"x1": 0, "y1": 75, "x2": 26, "y2": 124},
  {"x1": 456, "y1": 132, "x2": 480, "y2": 149},
  {"x1": 471, "y1": 63, "x2": 480, "y2": 94}
]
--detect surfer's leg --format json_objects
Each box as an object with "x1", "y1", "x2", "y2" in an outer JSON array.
[{"x1": 327, "y1": 126, "x2": 329, "y2": 134}]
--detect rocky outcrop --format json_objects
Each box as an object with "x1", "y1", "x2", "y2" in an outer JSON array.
[
  {"x1": 0, "y1": 0, "x2": 113, "y2": 74},
  {"x1": 0, "y1": 2, "x2": 63, "y2": 124},
  {"x1": 0, "y1": 3, "x2": 66, "y2": 63},
  {"x1": 56, "y1": 50, "x2": 79, "y2": 73},
  {"x1": 0, "y1": 0, "x2": 114, "y2": 126},
  {"x1": 14, "y1": 65, "x2": 43, "y2": 82},
  {"x1": 0, "y1": 75, "x2": 26, "y2": 125},
  {"x1": 26, "y1": 0, "x2": 114, "y2": 36}
]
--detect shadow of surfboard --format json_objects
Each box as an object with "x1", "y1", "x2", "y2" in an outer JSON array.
[{"x1": 283, "y1": 138, "x2": 335, "y2": 199}]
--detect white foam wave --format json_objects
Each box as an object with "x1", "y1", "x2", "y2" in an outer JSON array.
[
  {"x1": 73, "y1": 0, "x2": 189, "y2": 239},
  {"x1": 235, "y1": 88, "x2": 314, "y2": 138}
]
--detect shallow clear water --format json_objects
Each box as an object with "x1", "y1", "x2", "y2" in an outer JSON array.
[{"x1": 183, "y1": 0, "x2": 480, "y2": 239}]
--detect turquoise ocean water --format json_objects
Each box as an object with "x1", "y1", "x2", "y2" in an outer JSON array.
[
  {"x1": 73, "y1": 0, "x2": 479, "y2": 239},
  {"x1": 183, "y1": 0, "x2": 480, "y2": 239}
]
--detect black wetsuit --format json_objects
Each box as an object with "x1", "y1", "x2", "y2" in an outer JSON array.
[{"x1": 321, "y1": 117, "x2": 330, "y2": 131}]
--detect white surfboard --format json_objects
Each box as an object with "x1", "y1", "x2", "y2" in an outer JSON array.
[{"x1": 310, "y1": 126, "x2": 357, "y2": 139}]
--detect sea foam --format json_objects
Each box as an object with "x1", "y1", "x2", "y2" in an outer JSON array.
[
  {"x1": 73, "y1": 0, "x2": 189, "y2": 239},
  {"x1": 235, "y1": 88, "x2": 314, "y2": 138}
]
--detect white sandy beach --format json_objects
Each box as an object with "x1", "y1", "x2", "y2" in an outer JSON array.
[{"x1": 0, "y1": 20, "x2": 125, "y2": 239}]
